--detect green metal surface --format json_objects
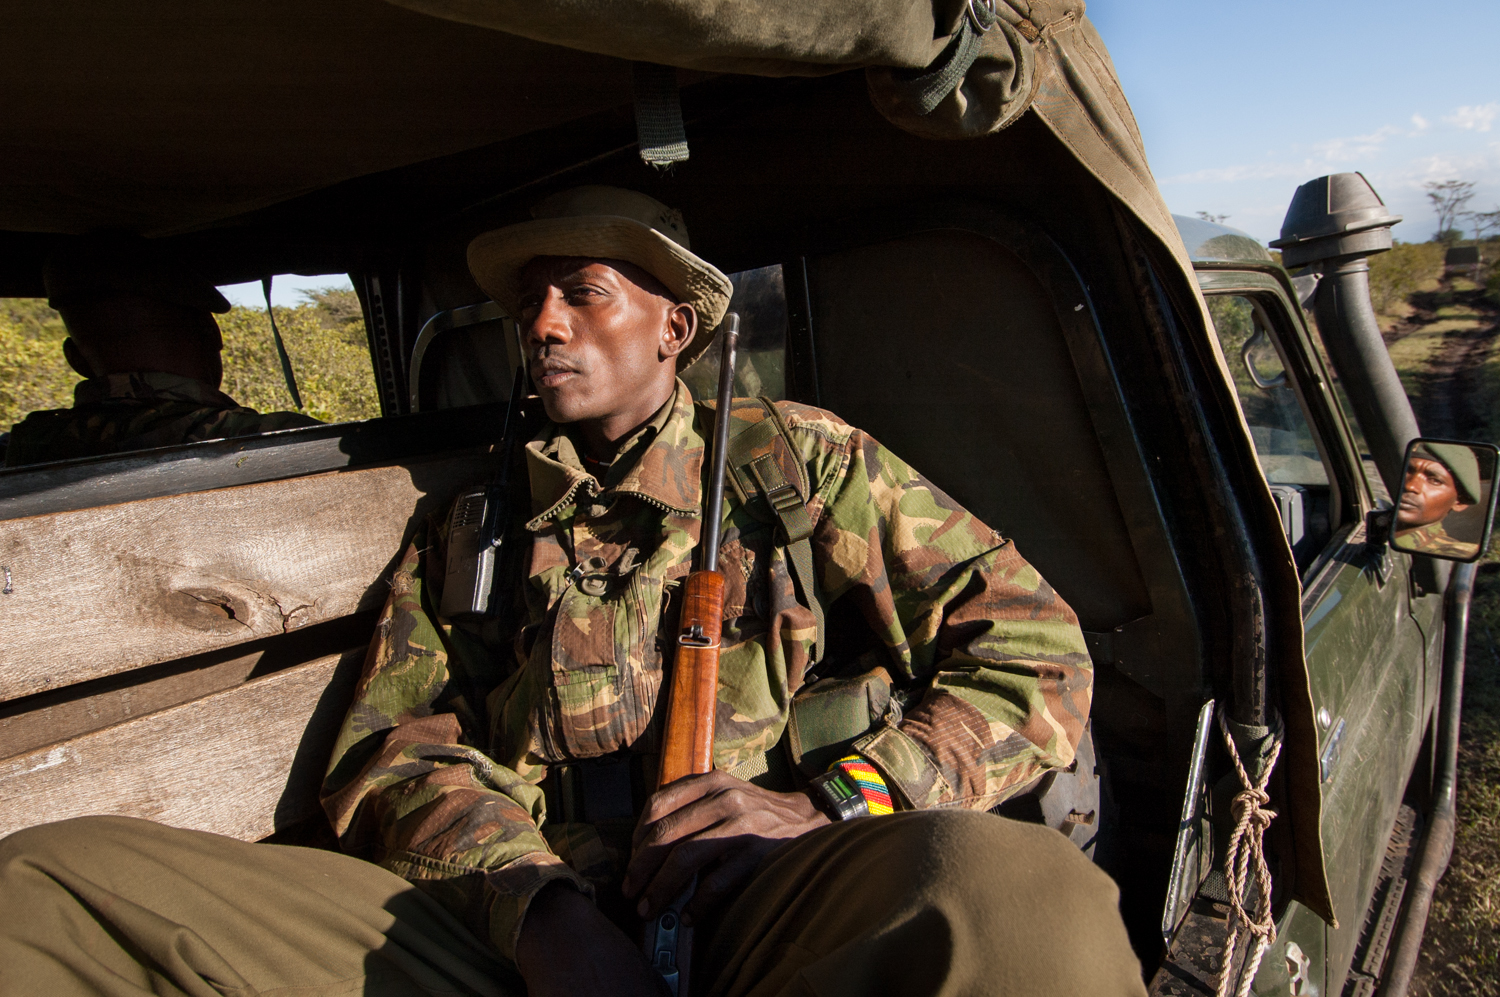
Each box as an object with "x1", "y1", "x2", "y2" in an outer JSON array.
[{"x1": 1197, "y1": 270, "x2": 1434, "y2": 995}]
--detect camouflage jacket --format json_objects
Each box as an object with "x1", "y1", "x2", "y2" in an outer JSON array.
[
  {"x1": 1400, "y1": 519, "x2": 1474, "y2": 558},
  {"x1": 4, "y1": 370, "x2": 319, "y2": 467},
  {"x1": 321, "y1": 381, "x2": 1092, "y2": 961}
]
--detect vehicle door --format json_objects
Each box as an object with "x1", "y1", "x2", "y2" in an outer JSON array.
[{"x1": 1197, "y1": 269, "x2": 1430, "y2": 995}]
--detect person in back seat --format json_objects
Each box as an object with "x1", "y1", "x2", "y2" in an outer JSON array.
[
  {"x1": 3, "y1": 238, "x2": 320, "y2": 467},
  {"x1": 0, "y1": 190, "x2": 1146, "y2": 997}
]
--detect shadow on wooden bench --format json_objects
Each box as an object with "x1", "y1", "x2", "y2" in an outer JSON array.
[{"x1": 0, "y1": 409, "x2": 503, "y2": 843}]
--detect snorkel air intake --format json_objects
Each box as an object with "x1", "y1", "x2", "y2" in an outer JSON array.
[{"x1": 1271, "y1": 173, "x2": 1416, "y2": 501}]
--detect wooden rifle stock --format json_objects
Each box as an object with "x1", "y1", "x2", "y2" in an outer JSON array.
[
  {"x1": 644, "y1": 314, "x2": 739, "y2": 997},
  {"x1": 657, "y1": 570, "x2": 725, "y2": 787}
]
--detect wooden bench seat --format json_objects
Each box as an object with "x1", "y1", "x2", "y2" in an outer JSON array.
[{"x1": 0, "y1": 449, "x2": 491, "y2": 841}]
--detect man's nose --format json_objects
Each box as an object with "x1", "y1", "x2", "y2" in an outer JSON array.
[{"x1": 525, "y1": 292, "x2": 572, "y2": 347}]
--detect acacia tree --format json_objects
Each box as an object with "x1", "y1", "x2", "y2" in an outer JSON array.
[
  {"x1": 1425, "y1": 179, "x2": 1476, "y2": 243},
  {"x1": 1468, "y1": 207, "x2": 1500, "y2": 243}
]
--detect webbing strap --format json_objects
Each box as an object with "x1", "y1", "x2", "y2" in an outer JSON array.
[
  {"x1": 631, "y1": 62, "x2": 689, "y2": 168},
  {"x1": 721, "y1": 398, "x2": 824, "y2": 666},
  {"x1": 885, "y1": 0, "x2": 999, "y2": 116},
  {"x1": 260, "y1": 276, "x2": 305, "y2": 411}
]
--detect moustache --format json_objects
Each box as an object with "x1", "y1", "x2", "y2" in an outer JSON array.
[{"x1": 530, "y1": 350, "x2": 584, "y2": 377}]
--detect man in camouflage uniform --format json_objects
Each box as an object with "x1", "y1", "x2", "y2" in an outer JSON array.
[
  {"x1": 1394, "y1": 441, "x2": 1485, "y2": 558},
  {"x1": 0, "y1": 189, "x2": 1145, "y2": 997},
  {"x1": 4, "y1": 238, "x2": 318, "y2": 467}
]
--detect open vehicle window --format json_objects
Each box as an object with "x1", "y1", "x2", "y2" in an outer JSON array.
[
  {"x1": 218, "y1": 285, "x2": 379, "y2": 424},
  {"x1": 679, "y1": 264, "x2": 789, "y2": 403},
  {"x1": 0, "y1": 282, "x2": 378, "y2": 470},
  {"x1": 1205, "y1": 293, "x2": 1339, "y2": 571}
]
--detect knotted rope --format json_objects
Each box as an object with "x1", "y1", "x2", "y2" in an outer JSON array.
[{"x1": 1216, "y1": 709, "x2": 1282, "y2": 997}]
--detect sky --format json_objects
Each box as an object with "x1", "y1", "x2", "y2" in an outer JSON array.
[
  {"x1": 1088, "y1": 0, "x2": 1500, "y2": 246},
  {"x1": 219, "y1": 275, "x2": 352, "y2": 310},
  {"x1": 224, "y1": 1, "x2": 1500, "y2": 304}
]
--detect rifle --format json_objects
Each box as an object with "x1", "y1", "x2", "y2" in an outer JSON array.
[{"x1": 644, "y1": 313, "x2": 739, "y2": 997}]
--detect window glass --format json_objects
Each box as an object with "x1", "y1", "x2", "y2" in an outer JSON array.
[
  {"x1": 1205, "y1": 294, "x2": 1335, "y2": 570},
  {"x1": 680, "y1": 265, "x2": 788, "y2": 401},
  {"x1": 1207, "y1": 295, "x2": 1328, "y2": 486}
]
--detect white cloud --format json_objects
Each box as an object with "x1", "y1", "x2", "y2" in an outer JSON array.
[
  {"x1": 1312, "y1": 125, "x2": 1400, "y2": 162},
  {"x1": 1443, "y1": 103, "x2": 1499, "y2": 132},
  {"x1": 1411, "y1": 114, "x2": 1429, "y2": 131}
]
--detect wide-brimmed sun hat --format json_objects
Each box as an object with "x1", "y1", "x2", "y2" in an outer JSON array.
[{"x1": 467, "y1": 186, "x2": 733, "y2": 367}]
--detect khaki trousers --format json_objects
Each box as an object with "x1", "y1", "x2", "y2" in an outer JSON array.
[{"x1": 0, "y1": 811, "x2": 1147, "y2": 997}]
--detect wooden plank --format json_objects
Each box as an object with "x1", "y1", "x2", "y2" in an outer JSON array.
[
  {"x1": 0, "y1": 613, "x2": 375, "y2": 759},
  {"x1": 0, "y1": 452, "x2": 489, "y2": 701},
  {"x1": 0, "y1": 652, "x2": 359, "y2": 842}
]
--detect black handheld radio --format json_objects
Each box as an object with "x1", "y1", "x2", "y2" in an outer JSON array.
[{"x1": 440, "y1": 368, "x2": 527, "y2": 620}]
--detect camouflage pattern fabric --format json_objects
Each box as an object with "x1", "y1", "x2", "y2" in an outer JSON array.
[
  {"x1": 4, "y1": 371, "x2": 319, "y2": 467},
  {"x1": 1400, "y1": 520, "x2": 1477, "y2": 558},
  {"x1": 322, "y1": 380, "x2": 1093, "y2": 963}
]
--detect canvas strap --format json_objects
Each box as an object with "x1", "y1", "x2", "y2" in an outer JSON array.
[
  {"x1": 884, "y1": 0, "x2": 999, "y2": 116},
  {"x1": 260, "y1": 276, "x2": 304, "y2": 411},
  {"x1": 631, "y1": 62, "x2": 689, "y2": 167},
  {"x1": 707, "y1": 396, "x2": 824, "y2": 667}
]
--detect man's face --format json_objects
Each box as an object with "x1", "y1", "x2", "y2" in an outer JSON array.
[
  {"x1": 1396, "y1": 456, "x2": 1470, "y2": 529},
  {"x1": 517, "y1": 257, "x2": 694, "y2": 429}
]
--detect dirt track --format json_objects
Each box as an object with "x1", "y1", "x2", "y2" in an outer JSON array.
[
  {"x1": 1385, "y1": 278, "x2": 1499, "y2": 439},
  {"x1": 1399, "y1": 273, "x2": 1500, "y2": 996}
]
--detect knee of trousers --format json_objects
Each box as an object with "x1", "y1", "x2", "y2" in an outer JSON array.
[
  {"x1": 0, "y1": 815, "x2": 154, "y2": 882},
  {"x1": 856, "y1": 809, "x2": 1126, "y2": 934}
]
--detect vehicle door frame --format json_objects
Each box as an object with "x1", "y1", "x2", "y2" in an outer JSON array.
[{"x1": 1196, "y1": 264, "x2": 1435, "y2": 994}]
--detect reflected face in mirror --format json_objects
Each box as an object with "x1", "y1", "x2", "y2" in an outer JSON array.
[
  {"x1": 1389, "y1": 441, "x2": 1494, "y2": 562},
  {"x1": 1396, "y1": 456, "x2": 1470, "y2": 531}
]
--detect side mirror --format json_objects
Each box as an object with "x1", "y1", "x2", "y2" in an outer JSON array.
[{"x1": 1389, "y1": 438, "x2": 1500, "y2": 563}]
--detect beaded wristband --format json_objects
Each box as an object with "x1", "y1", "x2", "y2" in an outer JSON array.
[{"x1": 833, "y1": 754, "x2": 895, "y2": 816}]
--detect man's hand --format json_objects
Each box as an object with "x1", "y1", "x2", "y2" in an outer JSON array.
[
  {"x1": 515, "y1": 881, "x2": 669, "y2": 997},
  {"x1": 623, "y1": 770, "x2": 832, "y2": 923}
]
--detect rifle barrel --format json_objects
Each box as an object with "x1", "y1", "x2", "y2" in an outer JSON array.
[{"x1": 700, "y1": 314, "x2": 739, "y2": 573}]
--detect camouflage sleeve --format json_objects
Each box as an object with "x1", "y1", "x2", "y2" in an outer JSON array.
[
  {"x1": 807, "y1": 422, "x2": 1093, "y2": 812},
  {"x1": 320, "y1": 525, "x2": 589, "y2": 963}
]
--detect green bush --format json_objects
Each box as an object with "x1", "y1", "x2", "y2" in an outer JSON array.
[
  {"x1": 218, "y1": 292, "x2": 379, "y2": 424},
  {"x1": 1368, "y1": 241, "x2": 1445, "y2": 314},
  {"x1": 0, "y1": 316, "x2": 77, "y2": 429},
  {"x1": 0, "y1": 289, "x2": 380, "y2": 431}
]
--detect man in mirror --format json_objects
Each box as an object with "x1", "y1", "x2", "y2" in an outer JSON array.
[
  {"x1": 1394, "y1": 442, "x2": 1482, "y2": 557},
  {"x1": 4, "y1": 238, "x2": 320, "y2": 468}
]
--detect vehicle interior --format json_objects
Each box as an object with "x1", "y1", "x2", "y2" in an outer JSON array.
[{"x1": 0, "y1": 13, "x2": 1322, "y2": 975}]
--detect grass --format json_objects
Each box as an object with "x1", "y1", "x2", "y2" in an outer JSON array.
[
  {"x1": 1393, "y1": 260, "x2": 1500, "y2": 994},
  {"x1": 1387, "y1": 318, "x2": 1470, "y2": 410},
  {"x1": 1412, "y1": 553, "x2": 1500, "y2": 994}
]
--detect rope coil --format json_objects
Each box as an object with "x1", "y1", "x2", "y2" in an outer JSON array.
[{"x1": 1216, "y1": 708, "x2": 1282, "y2": 997}]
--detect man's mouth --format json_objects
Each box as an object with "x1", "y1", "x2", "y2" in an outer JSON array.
[
  {"x1": 1397, "y1": 494, "x2": 1422, "y2": 512},
  {"x1": 531, "y1": 358, "x2": 581, "y2": 389}
]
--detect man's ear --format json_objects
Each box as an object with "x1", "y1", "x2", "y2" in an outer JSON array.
[
  {"x1": 62, "y1": 337, "x2": 98, "y2": 379},
  {"x1": 660, "y1": 302, "x2": 698, "y2": 362}
]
